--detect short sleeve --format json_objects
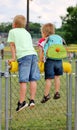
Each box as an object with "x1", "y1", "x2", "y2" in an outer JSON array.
[
  {"x1": 7, "y1": 30, "x2": 15, "y2": 43},
  {"x1": 38, "y1": 38, "x2": 45, "y2": 48}
]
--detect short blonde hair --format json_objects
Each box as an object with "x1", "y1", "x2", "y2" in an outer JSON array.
[
  {"x1": 41, "y1": 23, "x2": 55, "y2": 37},
  {"x1": 13, "y1": 15, "x2": 26, "y2": 28}
]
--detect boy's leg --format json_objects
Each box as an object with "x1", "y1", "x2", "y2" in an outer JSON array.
[
  {"x1": 19, "y1": 82, "x2": 27, "y2": 103},
  {"x1": 28, "y1": 81, "x2": 37, "y2": 108},
  {"x1": 53, "y1": 76, "x2": 60, "y2": 99},
  {"x1": 41, "y1": 79, "x2": 51, "y2": 103},
  {"x1": 30, "y1": 81, "x2": 37, "y2": 100},
  {"x1": 16, "y1": 82, "x2": 28, "y2": 112},
  {"x1": 54, "y1": 76, "x2": 60, "y2": 93},
  {"x1": 44, "y1": 79, "x2": 51, "y2": 96}
]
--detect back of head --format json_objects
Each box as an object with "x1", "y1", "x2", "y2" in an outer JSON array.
[
  {"x1": 13, "y1": 15, "x2": 26, "y2": 28},
  {"x1": 41, "y1": 23, "x2": 55, "y2": 37}
]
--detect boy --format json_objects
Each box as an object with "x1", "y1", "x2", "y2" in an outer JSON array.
[
  {"x1": 38, "y1": 23, "x2": 64, "y2": 103},
  {"x1": 7, "y1": 15, "x2": 40, "y2": 111}
]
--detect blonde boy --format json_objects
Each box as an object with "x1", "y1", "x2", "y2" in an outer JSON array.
[
  {"x1": 38, "y1": 23, "x2": 64, "y2": 103},
  {"x1": 7, "y1": 15, "x2": 40, "y2": 111}
]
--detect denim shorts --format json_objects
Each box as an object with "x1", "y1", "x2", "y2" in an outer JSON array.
[
  {"x1": 17, "y1": 55, "x2": 40, "y2": 82},
  {"x1": 45, "y1": 58, "x2": 63, "y2": 79}
]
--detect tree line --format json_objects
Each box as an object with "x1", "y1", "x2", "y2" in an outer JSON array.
[{"x1": 0, "y1": 6, "x2": 77, "y2": 44}]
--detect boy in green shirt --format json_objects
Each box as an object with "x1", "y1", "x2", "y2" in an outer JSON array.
[{"x1": 7, "y1": 15, "x2": 40, "y2": 112}]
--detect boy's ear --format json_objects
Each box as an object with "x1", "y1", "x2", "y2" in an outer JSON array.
[{"x1": 12, "y1": 23, "x2": 16, "y2": 28}]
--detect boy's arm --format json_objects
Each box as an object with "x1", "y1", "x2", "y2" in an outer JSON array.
[
  {"x1": 9, "y1": 42, "x2": 16, "y2": 62},
  {"x1": 38, "y1": 46, "x2": 44, "y2": 62}
]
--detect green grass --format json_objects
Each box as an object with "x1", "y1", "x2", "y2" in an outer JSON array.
[
  {"x1": 1, "y1": 51, "x2": 76, "y2": 130},
  {"x1": 2, "y1": 74, "x2": 74, "y2": 130}
]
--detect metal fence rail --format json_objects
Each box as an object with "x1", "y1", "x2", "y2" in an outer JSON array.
[
  {"x1": 0, "y1": 57, "x2": 2, "y2": 130},
  {"x1": 0, "y1": 58, "x2": 76, "y2": 130},
  {"x1": 74, "y1": 60, "x2": 77, "y2": 130}
]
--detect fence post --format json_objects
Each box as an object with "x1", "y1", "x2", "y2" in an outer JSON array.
[
  {"x1": 74, "y1": 60, "x2": 77, "y2": 130},
  {"x1": 0, "y1": 57, "x2": 2, "y2": 130},
  {"x1": 66, "y1": 61, "x2": 72, "y2": 130},
  {"x1": 66, "y1": 73, "x2": 69, "y2": 129},
  {"x1": 5, "y1": 60, "x2": 9, "y2": 130}
]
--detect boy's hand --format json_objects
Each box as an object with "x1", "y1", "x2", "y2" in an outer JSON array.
[
  {"x1": 38, "y1": 61, "x2": 44, "y2": 73},
  {"x1": 8, "y1": 59, "x2": 16, "y2": 64},
  {"x1": 8, "y1": 60, "x2": 18, "y2": 72}
]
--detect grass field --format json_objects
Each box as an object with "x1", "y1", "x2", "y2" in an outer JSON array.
[
  {"x1": 0, "y1": 45, "x2": 76, "y2": 130},
  {"x1": 1, "y1": 75, "x2": 75, "y2": 130},
  {"x1": 1, "y1": 75, "x2": 68, "y2": 130}
]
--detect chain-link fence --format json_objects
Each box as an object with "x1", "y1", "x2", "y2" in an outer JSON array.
[{"x1": 0, "y1": 57, "x2": 77, "y2": 130}]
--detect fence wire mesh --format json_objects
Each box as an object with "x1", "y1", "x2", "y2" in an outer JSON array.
[
  {"x1": 7, "y1": 73, "x2": 73, "y2": 130},
  {"x1": 0, "y1": 59, "x2": 75, "y2": 130}
]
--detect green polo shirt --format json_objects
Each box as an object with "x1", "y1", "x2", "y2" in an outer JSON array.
[{"x1": 7, "y1": 28, "x2": 37, "y2": 59}]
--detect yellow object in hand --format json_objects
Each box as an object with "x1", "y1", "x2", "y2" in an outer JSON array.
[
  {"x1": 38, "y1": 61, "x2": 44, "y2": 73},
  {"x1": 9, "y1": 61, "x2": 18, "y2": 72},
  {"x1": 63, "y1": 62, "x2": 72, "y2": 74}
]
